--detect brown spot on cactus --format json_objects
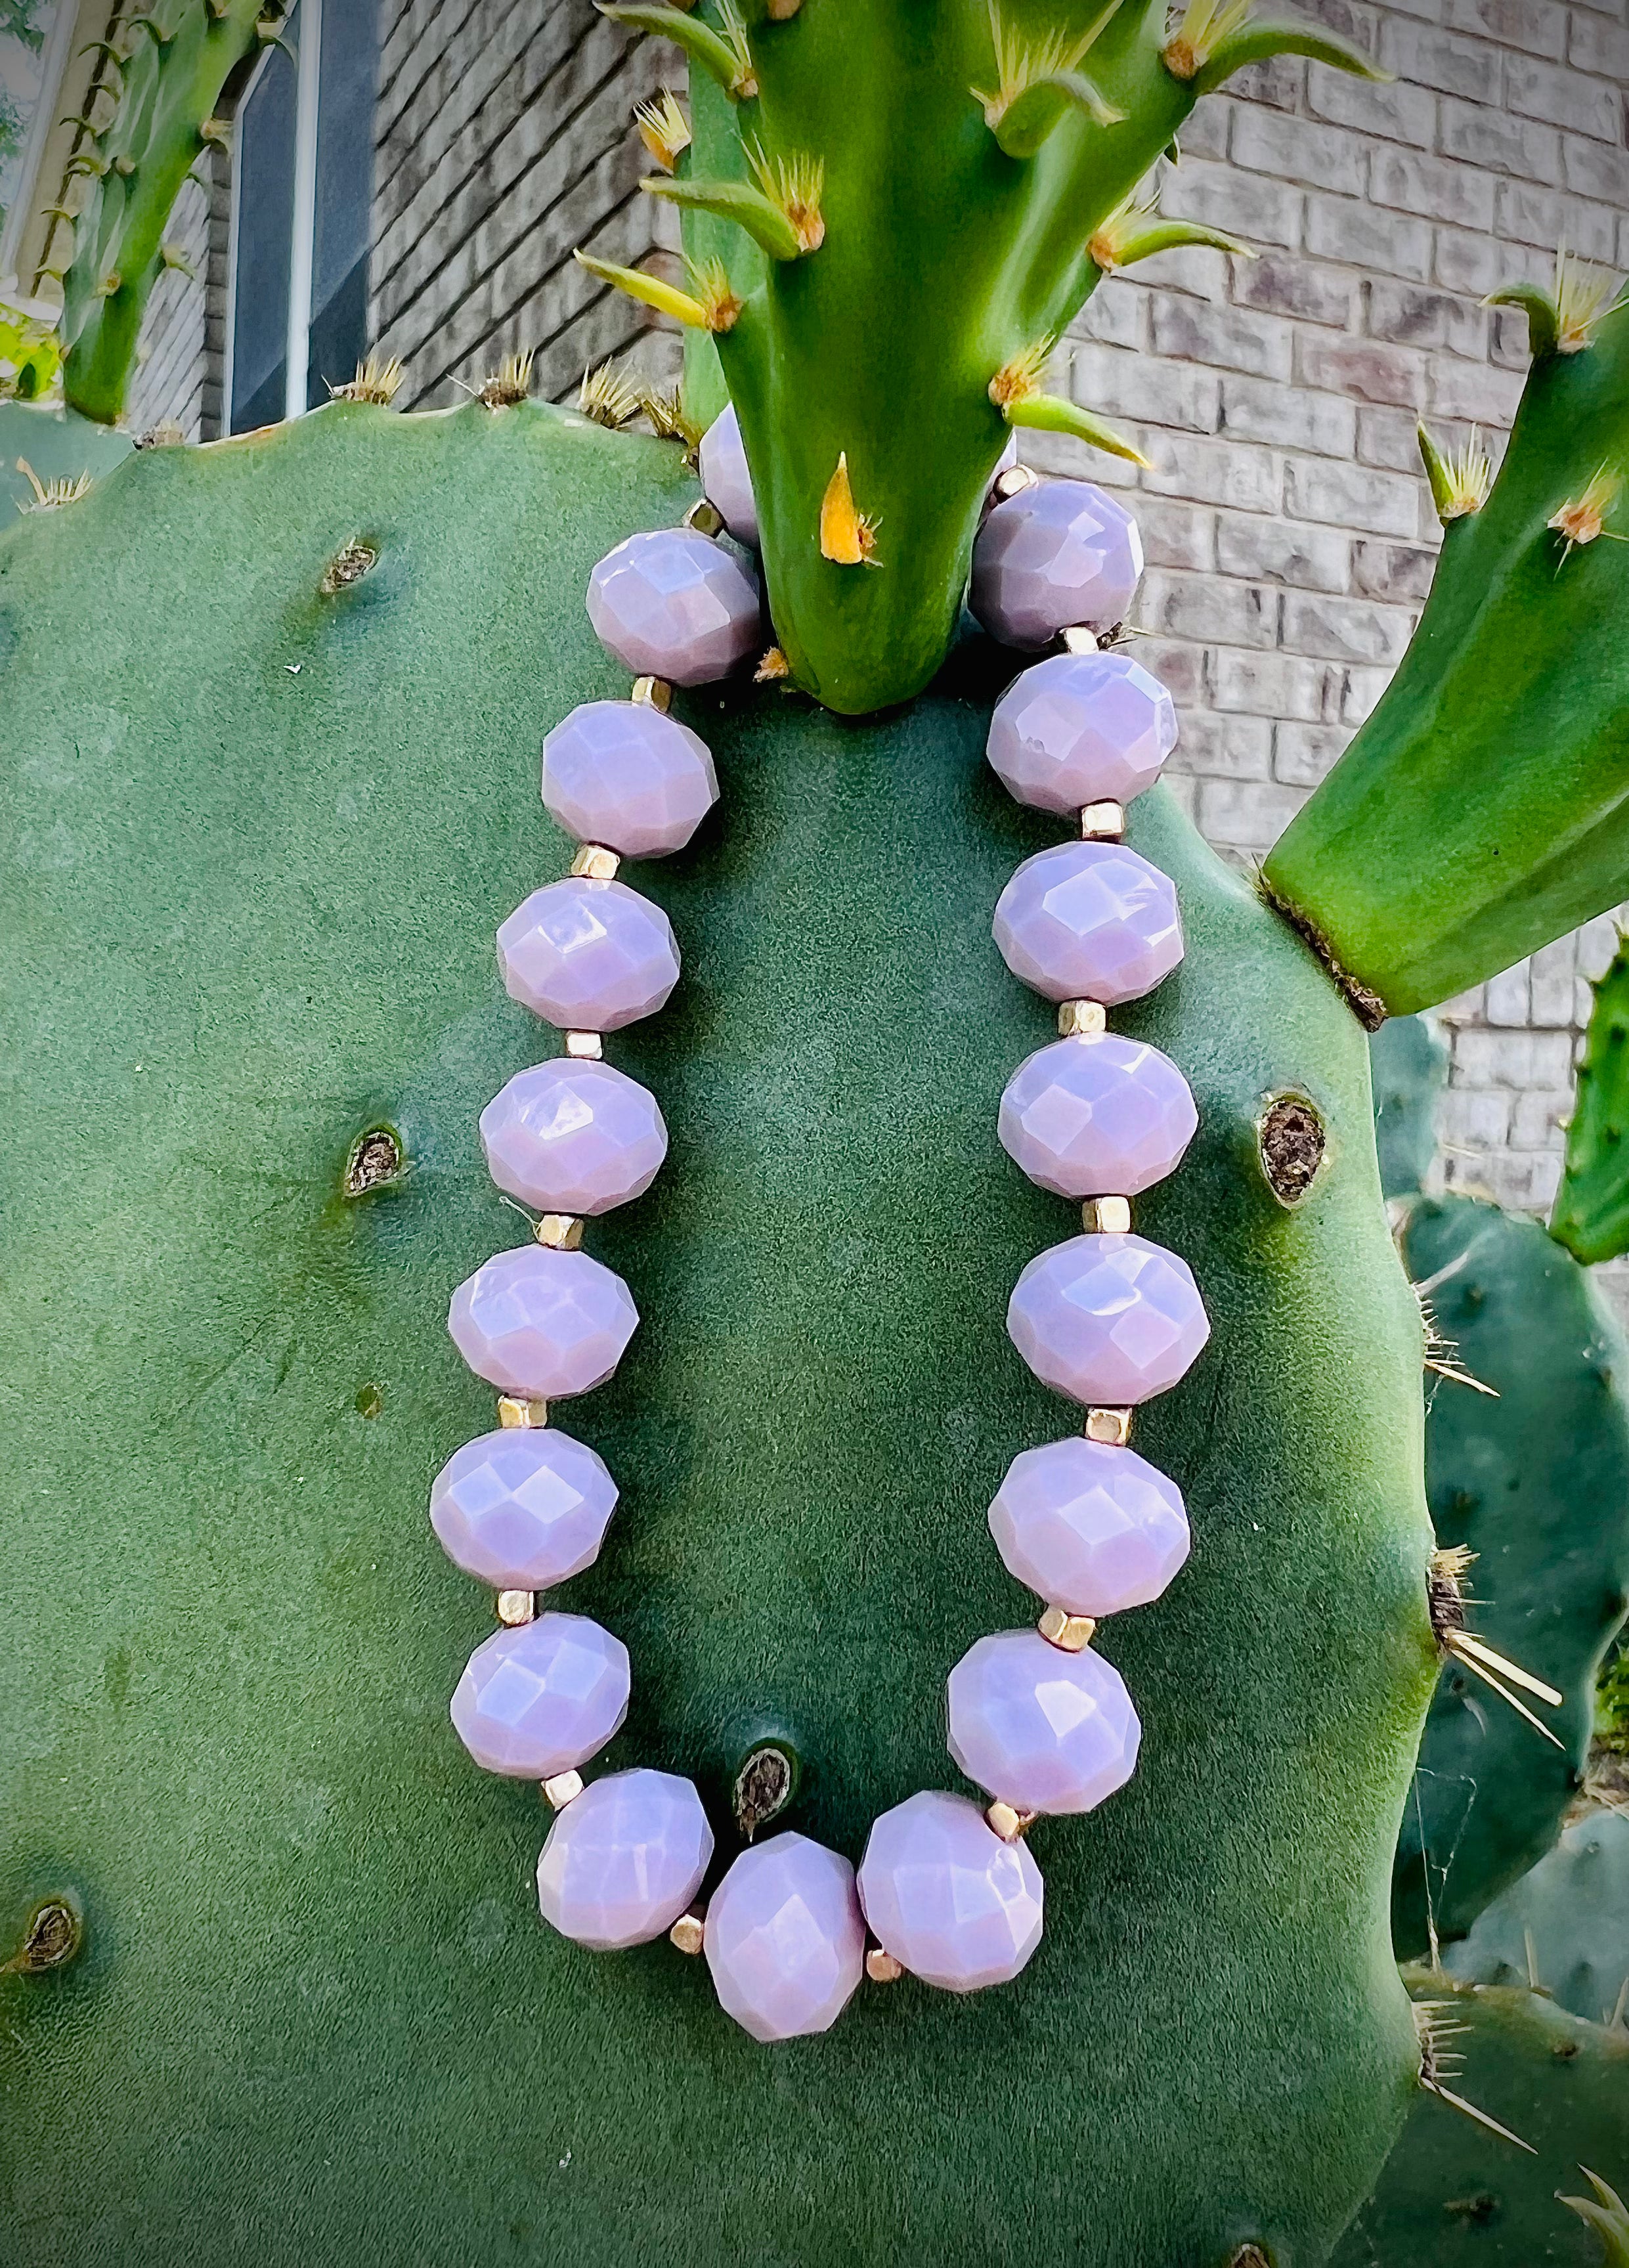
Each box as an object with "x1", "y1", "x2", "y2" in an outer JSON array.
[
  {"x1": 1259, "y1": 1094, "x2": 1326, "y2": 1206},
  {"x1": 343, "y1": 1126, "x2": 402, "y2": 1198},
  {"x1": 5, "y1": 1898, "x2": 81, "y2": 1975},
  {"x1": 319, "y1": 541, "x2": 378, "y2": 596}
]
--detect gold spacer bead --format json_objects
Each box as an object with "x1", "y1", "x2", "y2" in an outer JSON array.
[
  {"x1": 570, "y1": 842, "x2": 621, "y2": 880},
  {"x1": 1058, "y1": 999, "x2": 1107, "y2": 1038},
  {"x1": 1082, "y1": 1195, "x2": 1131, "y2": 1234},
  {"x1": 496, "y1": 1588, "x2": 537, "y2": 1626},
  {"x1": 1039, "y1": 1606, "x2": 1097, "y2": 1652},
  {"x1": 563, "y1": 1030, "x2": 603, "y2": 1060},
  {"x1": 993, "y1": 465, "x2": 1039, "y2": 502},
  {"x1": 630, "y1": 675, "x2": 672, "y2": 712},
  {"x1": 498, "y1": 1395, "x2": 550, "y2": 1429},
  {"x1": 1079, "y1": 800, "x2": 1125, "y2": 840},
  {"x1": 669, "y1": 1910, "x2": 706, "y2": 1955},
  {"x1": 542, "y1": 1770, "x2": 584, "y2": 1810},
  {"x1": 1084, "y1": 1407, "x2": 1133, "y2": 1447},
  {"x1": 534, "y1": 1213, "x2": 584, "y2": 1250},
  {"x1": 1061, "y1": 625, "x2": 1099, "y2": 655},
  {"x1": 682, "y1": 498, "x2": 726, "y2": 538},
  {"x1": 865, "y1": 1945, "x2": 905, "y2": 1984},
  {"x1": 986, "y1": 1800, "x2": 1039, "y2": 1843}
]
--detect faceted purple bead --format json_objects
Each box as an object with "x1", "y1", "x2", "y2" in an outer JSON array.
[
  {"x1": 987, "y1": 650, "x2": 1177, "y2": 814},
  {"x1": 497, "y1": 877, "x2": 679, "y2": 1032},
  {"x1": 537, "y1": 1767, "x2": 714, "y2": 1950},
  {"x1": 542, "y1": 700, "x2": 719, "y2": 859},
  {"x1": 989, "y1": 1437, "x2": 1190, "y2": 1616},
  {"x1": 450, "y1": 1611, "x2": 629, "y2": 1778},
  {"x1": 999, "y1": 1034, "x2": 1197, "y2": 1198},
  {"x1": 587, "y1": 527, "x2": 760, "y2": 685},
  {"x1": 429, "y1": 1426, "x2": 619, "y2": 1590},
  {"x1": 479, "y1": 1058, "x2": 668, "y2": 1215},
  {"x1": 699, "y1": 403, "x2": 760, "y2": 549},
  {"x1": 705, "y1": 1833, "x2": 866, "y2": 2043},
  {"x1": 1007, "y1": 1231, "x2": 1209, "y2": 1406},
  {"x1": 857, "y1": 1790, "x2": 1043, "y2": 1993},
  {"x1": 947, "y1": 1628, "x2": 1141, "y2": 1816},
  {"x1": 448, "y1": 1244, "x2": 638, "y2": 1399},
  {"x1": 993, "y1": 841, "x2": 1183, "y2": 1005},
  {"x1": 970, "y1": 479, "x2": 1144, "y2": 649}
]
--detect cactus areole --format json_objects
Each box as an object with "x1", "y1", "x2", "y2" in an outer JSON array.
[{"x1": 7, "y1": 1, "x2": 1629, "y2": 2261}]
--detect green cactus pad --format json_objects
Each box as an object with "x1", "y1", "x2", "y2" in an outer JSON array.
[
  {"x1": 1370, "y1": 1013, "x2": 1448, "y2": 1203},
  {"x1": 0, "y1": 402, "x2": 1435, "y2": 2263},
  {"x1": 1552, "y1": 936, "x2": 1629, "y2": 1267},
  {"x1": 1334, "y1": 1973, "x2": 1629, "y2": 2267},
  {"x1": 0, "y1": 400, "x2": 132, "y2": 529},
  {"x1": 1393, "y1": 1196, "x2": 1629, "y2": 1959},
  {"x1": 1447, "y1": 1808, "x2": 1629, "y2": 2029}
]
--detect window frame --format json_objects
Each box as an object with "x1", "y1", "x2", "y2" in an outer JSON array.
[{"x1": 221, "y1": 0, "x2": 330, "y2": 431}]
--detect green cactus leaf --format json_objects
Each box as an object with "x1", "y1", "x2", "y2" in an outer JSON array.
[
  {"x1": 991, "y1": 67, "x2": 1123, "y2": 155},
  {"x1": 1488, "y1": 281, "x2": 1563, "y2": 362},
  {"x1": 1001, "y1": 390, "x2": 1150, "y2": 465},
  {"x1": 597, "y1": 3, "x2": 755, "y2": 98},
  {"x1": 1094, "y1": 217, "x2": 1251, "y2": 269},
  {"x1": 1391, "y1": 1196, "x2": 1629, "y2": 1958},
  {"x1": 1551, "y1": 936, "x2": 1629, "y2": 1265},
  {"x1": 640, "y1": 175, "x2": 802, "y2": 262},
  {"x1": 0, "y1": 399, "x2": 1437, "y2": 2265},
  {"x1": 1192, "y1": 16, "x2": 1390, "y2": 93}
]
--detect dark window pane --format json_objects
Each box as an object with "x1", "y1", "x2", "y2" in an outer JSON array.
[
  {"x1": 307, "y1": 0, "x2": 378, "y2": 409},
  {"x1": 229, "y1": 3, "x2": 300, "y2": 433}
]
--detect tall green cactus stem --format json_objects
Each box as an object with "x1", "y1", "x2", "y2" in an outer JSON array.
[
  {"x1": 1264, "y1": 290, "x2": 1629, "y2": 1017},
  {"x1": 56, "y1": 2, "x2": 285, "y2": 428},
  {"x1": 612, "y1": 0, "x2": 1378, "y2": 714},
  {"x1": 1553, "y1": 936, "x2": 1629, "y2": 1265}
]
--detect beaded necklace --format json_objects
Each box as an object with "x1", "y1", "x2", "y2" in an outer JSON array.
[{"x1": 428, "y1": 410, "x2": 1208, "y2": 2043}]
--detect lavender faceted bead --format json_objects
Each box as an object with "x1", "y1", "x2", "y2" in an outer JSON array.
[
  {"x1": 971, "y1": 479, "x2": 1143, "y2": 649},
  {"x1": 993, "y1": 841, "x2": 1183, "y2": 1006},
  {"x1": 537, "y1": 1767, "x2": 714, "y2": 1950},
  {"x1": 987, "y1": 650, "x2": 1177, "y2": 814},
  {"x1": 480, "y1": 1058, "x2": 668, "y2": 1215},
  {"x1": 448, "y1": 1244, "x2": 638, "y2": 1399},
  {"x1": 989, "y1": 1437, "x2": 1190, "y2": 1617},
  {"x1": 542, "y1": 701, "x2": 719, "y2": 859},
  {"x1": 705, "y1": 1833, "x2": 866, "y2": 2043},
  {"x1": 1008, "y1": 1232, "x2": 1209, "y2": 1406},
  {"x1": 947, "y1": 1628, "x2": 1141, "y2": 1816},
  {"x1": 699, "y1": 403, "x2": 760, "y2": 549},
  {"x1": 430, "y1": 1426, "x2": 619, "y2": 1590},
  {"x1": 587, "y1": 527, "x2": 760, "y2": 686},
  {"x1": 497, "y1": 877, "x2": 679, "y2": 1032},
  {"x1": 450, "y1": 1611, "x2": 629, "y2": 1778},
  {"x1": 999, "y1": 1034, "x2": 1197, "y2": 1198},
  {"x1": 858, "y1": 1790, "x2": 1043, "y2": 1993}
]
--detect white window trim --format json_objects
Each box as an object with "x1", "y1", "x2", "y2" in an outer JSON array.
[{"x1": 222, "y1": 0, "x2": 326, "y2": 431}]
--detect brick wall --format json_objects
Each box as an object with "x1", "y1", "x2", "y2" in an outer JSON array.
[
  {"x1": 124, "y1": 159, "x2": 229, "y2": 442},
  {"x1": 1010, "y1": 0, "x2": 1629, "y2": 1229},
  {"x1": 370, "y1": 0, "x2": 678, "y2": 410}
]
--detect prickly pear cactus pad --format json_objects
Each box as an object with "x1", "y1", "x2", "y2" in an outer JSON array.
[
  {"x1": 1370, "y1": 1013, "x2": 1447, "y2": 1204},
  {"x1": 1447, "y1": 1808, "x2": 1629, "y2": 2028},
  {"x1": 1391, "y1": 1196, "x2": 1629, "y2": 1960},
  {"x1": 0, "y1": 401, "x2": 131, "y2": 529},
  {"x1": 1333, "y1": 1975, "x2": 1629, "y2": 2268},
  {"x1": 0, "y1": 402, "x2": 1437, "y2": 2263},
  {"x1": 1553, "y1": 936, "x2": 1629, "y2": 1268}
]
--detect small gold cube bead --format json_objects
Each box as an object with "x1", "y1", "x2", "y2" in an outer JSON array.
[
  {"x1": 497, "y1": 1395, "x2": 550, "y2": 1429},
  {"x1": 669, "y1": 1911, "x2": 706, "y2": 1955},
  {"x1": 1082, "y1": 1196, "x2": 1131, "y2": 1234},
  {"x1": 682, "y1": 498, "x2": 726, "y2": 538},
  {"x1": 534, "y1": 1213, "x2": 584, "y2": 1250},
  {"x1": 1058, "y1": 999, "x2": 1107, "y2": 1038},
  {"x1": 1061, "y1": 625, "x2": 1100, "y2": 655},
  {"x1": 985, "y1": 1800, "x2": 1037, "y2": 1843},
  {"x1": 1085, "y1": 1407, "x2": 1133, "y2": 1447},
  {"x1": 543, "y1": 1770, "x2": 584, "y2": 1810},
  {"x1": 993, "y1": 465, "x2": 1039, "y2": 502},
  {"x1": 570, "y1": 843, "x2": 621, "y2": 880},
  {"x1": 630, "y1": 675, "x2": 672, "y2": 712},
  {"x1": 865, "y1": 1946, "x2": 905, "y2": 1984},
  {"x1": 496, "y1": 1588, "x2": 537, "y2": 1626},
  {"x1": 1039, "y1": 1606, "x2": 1097, "y2": 1651},
  {"x1": 563, "y1": 1030, "x2": 603, "y2": 1060},
  {"x1": 1079, "y1": 800, "x2": 1126, "y2": 840}
]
